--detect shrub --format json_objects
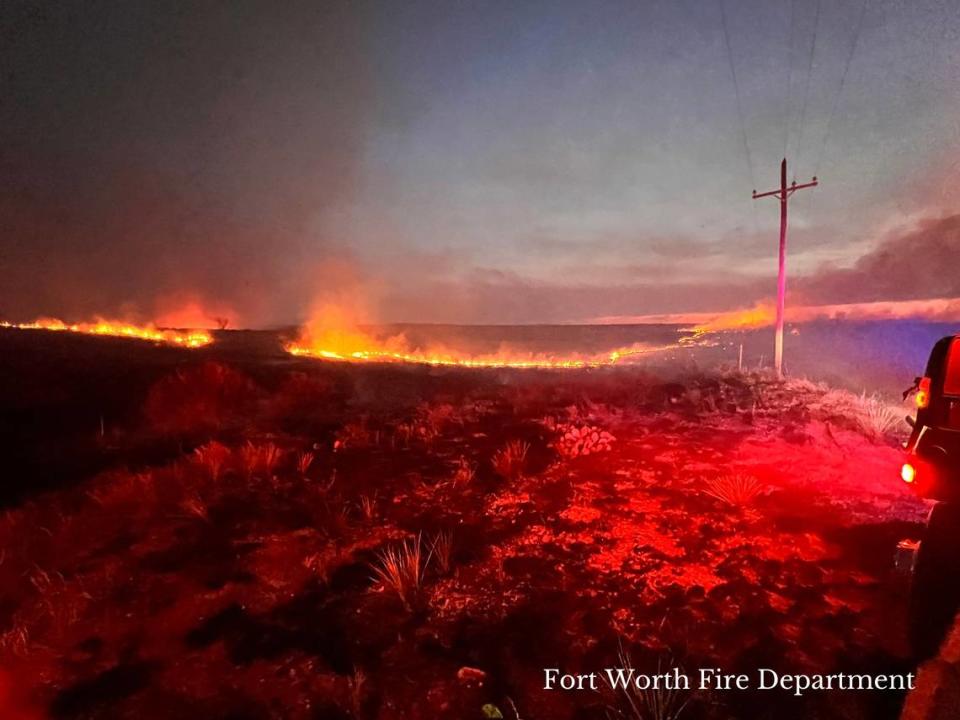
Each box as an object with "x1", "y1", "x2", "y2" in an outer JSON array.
[
  {"x1": 144, "y1": 362, "x2": 259, "y2": 435},
  {"x1": 371, "y1": 535, "x2": 432, "y2": 610},
  {"x1": 492, "y1": 440, "x2": 530, "y2": 480},
  {"x1": 703, "y1": 473, "x2": 764, "y2": 508}
]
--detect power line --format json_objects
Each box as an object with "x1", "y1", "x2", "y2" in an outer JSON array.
[
  {"x1": 793, "y1": 0, "x2": 821, "y2": 170},
  {"x1": 811, "y1": 0, "x2": 869, "y2": 181},
  {"x1": 719, "y1": 0, "x2": 756, "y2": 190},
  {"x1": 783, "y1": 0, "x2": 796, "y2": 158}
]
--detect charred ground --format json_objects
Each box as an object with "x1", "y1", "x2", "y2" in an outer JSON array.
[{"x1": 0, "y1": 329, "x2": 929, "y2": 719}]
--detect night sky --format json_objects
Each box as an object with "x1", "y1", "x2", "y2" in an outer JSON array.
[{"x1": 2, "y1": 0, "x2": 960, "y2": 327}]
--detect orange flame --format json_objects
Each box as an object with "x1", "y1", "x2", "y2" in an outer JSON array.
[
  {"x1": 0, "y1": 317, "x2": 213, "y2": 348},
  {"x1": 286, "y1": 304, "x2": 671, "y2": 368}
]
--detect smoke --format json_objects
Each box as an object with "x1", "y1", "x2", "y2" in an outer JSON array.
[
  {"x1": 0, "y1": 2, "x2": 370, "y2": 327},
  {"x1": 796, "y1": 214, "x2": 960, "y2": 305}
]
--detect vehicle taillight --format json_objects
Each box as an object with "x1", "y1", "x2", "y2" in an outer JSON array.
[
  {"x1": 901, "y1": 462, "x2": 917, "y2": 484},
  {"x1": 916, "y1": 377, "x2": 931, "y2": 409}
]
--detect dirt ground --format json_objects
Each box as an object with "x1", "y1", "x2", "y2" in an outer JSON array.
[{"x1": 0, "y1": 329, "x2": 930, "y2": 719}]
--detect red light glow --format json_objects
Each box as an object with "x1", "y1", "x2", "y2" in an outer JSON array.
[{"x1": 901, "y1": 462, "x2": 917, "y2": 484}]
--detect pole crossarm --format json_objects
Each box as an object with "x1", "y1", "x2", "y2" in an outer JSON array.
[{"x1": 752, "y1": 177, "x2": 818, "y2": 200}]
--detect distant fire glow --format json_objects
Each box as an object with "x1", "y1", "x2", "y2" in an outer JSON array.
[{"x1": 0, "y1": 318, "x2": 213, "y2": 348}]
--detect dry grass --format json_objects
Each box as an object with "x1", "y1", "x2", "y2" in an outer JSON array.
[
  {"x1": 193, "y1": 440, "x2": 231, "y2": 481},
  {"x1": 296, "y1": 450, "x2": 315, "y2": 476},
  {"x1": 240, "y1": 441, "x2": 283, "y2": 477},
  {"x1": 703, "y1": 473, "x2": 765, "y2": 508},
  {"x1": 371, "y1": 535, "x2": 432, "y2": 610},
  {"x1": 180, "y1": 493, "x2": 210, "y2": 522},
  {"x1": 359, "y1": 493, "x2": 378, "y2": 522},
  {"x1": 450, "y1": 456, "x2": 476, "y2": 487},
  {"x1": 492, "y1": 440, "x2": 530, "y2": 480},
  {"x1": 432, "y1": 529, "x2": 454, "y2": 575},
  {"x1": 606, "y1": 643, "x2": 688, "y2": 720}
]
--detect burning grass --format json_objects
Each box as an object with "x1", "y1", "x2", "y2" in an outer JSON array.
[{"x1": 0, "y1": 317, "x2": 212, "y2": 347}]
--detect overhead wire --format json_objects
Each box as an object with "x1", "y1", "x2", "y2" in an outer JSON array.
[
  {"x1": 718, "y1": 0, "x2": 759, "y2": 231},
  {"x1": 793, "y1": 0, "x2": 821, "y2": 174},
  {"x1": 783, "y1": 0, "x2": 796, "y2": 159},
  {"x1": 810, "y1": 0, "x2": 869, "y2": 183}
]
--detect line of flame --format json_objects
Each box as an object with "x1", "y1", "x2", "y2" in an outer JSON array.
[
  {"x1": 284, "y1": 341, "x2": 678, "y2": 369},
  {"x1": 0, "y1": 318, "x2": 213, "y2": 348}
]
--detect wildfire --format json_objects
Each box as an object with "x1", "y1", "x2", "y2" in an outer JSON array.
[
  {"x1": 0, "y1": 317, "x2": 213, "y2": 348},
  {"x1": 285, "y1": 340, "x2": 663, "y2": 368},
  {"x1": 285, "y1": 306, "x2": 670, "y2": 368}
]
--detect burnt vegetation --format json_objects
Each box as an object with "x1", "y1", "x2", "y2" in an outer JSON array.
[{"x1": 0, "y1": 331, "x2": 928, "y2": 719}]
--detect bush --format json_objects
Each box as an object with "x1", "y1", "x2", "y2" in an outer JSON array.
[{"x1": 144, "y1": 362, "x2": 260, "y2": 435}]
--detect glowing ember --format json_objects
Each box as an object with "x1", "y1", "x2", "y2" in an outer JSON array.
[{"x1": 0, "y1": 317, "x2": 213, "y2": 348}]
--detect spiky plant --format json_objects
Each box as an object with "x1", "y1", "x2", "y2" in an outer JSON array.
[
  {"x1": 492, "y1": 440, "x2": 530, "y2": 480},
  {"x1": 371, "y1": 534, "x2": 432, "y2": 610},
  {"x1": 703, "y1": 473, "x2": 764, "y2": 508},
  {"x1": 856, "y1": 391, "x2": 903, "y2": 437}
]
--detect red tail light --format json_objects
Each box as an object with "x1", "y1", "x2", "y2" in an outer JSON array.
[
  {"x1": 916, "y1": 377, "x2": 931, "y2": 409},
  {"x1": 901, "y1": 462, "x2": 917, "y2": 484}
]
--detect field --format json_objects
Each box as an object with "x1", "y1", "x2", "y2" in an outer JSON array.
[{"x1": 0, "y1": 328, "x2": 930, "y2": 719}]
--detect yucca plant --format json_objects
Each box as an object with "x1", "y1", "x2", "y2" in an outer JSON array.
[
  {"x1": 703, "y1": 473, "x2": 764, "y2": 508},
  {"x1": 371, "y1": 534, "x2": 432, "y2": 610}
]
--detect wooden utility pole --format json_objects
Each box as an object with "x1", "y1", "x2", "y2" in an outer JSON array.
[{"x1": 753, "y1": 158, "x2": 817, "y2": 377}]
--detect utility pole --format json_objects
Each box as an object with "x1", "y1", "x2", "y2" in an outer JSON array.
[{"x1": 753, "y1": 158, "x2": 817, "y2": 377}]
